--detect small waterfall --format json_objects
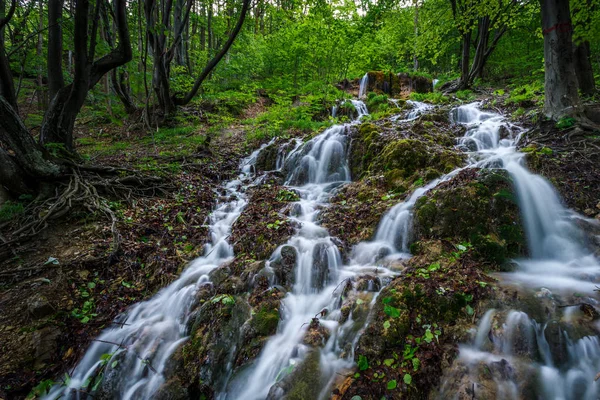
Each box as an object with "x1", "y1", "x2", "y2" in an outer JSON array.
[
  {"x1": 358, "y1": 73, "x2": 369, "y2": 98},
  {"x1": 351, "y1": 99, "x2": 369, "y2": 120},
  {"x1": 391, "y1": 100, "x2": 434, "y2": 122},
  {"x1": 432, "y1": 78, "x2": 439, "y2": 89},
  {"x1": 331, "y1": 105, "x2": 337, "y2": 118},
  {"x1": 222, "y1": 99, "x2": 396, "y2": 400},
  {"x1": 44, "y1": 154, "x2": 260, "y2": 400},
  {"x1": 451, "y1": 102, "x2": 600, "y2": 293},
  {"x1": 440, "y1": 102, "x2": 600, "y2": 399}
]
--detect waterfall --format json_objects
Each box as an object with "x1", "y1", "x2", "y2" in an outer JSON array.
[
  {"x1": 390, "y1": 100, "x2": 434, "y2": 122},
  {"x1": 221, "y1": 99, "x2": 403, "y2": 400},
  {"x1": 44, "y1": 154, "x2": 260, "y2": 400},
  {"x1": 440, "y1": 102, "x2": 600, "y2": 399},
  {"x1": 358, "y1": 73, "x2": 369, "y2": 98}
]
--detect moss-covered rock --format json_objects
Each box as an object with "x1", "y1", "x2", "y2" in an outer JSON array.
[
  {"x1": 266, "y1": 350, "x2": 324, "y2": 400},
  {"x1": 340, "y1": 241, "x2": 494, "y2": 400},
  {"x1": 255, "y1": 142, "x2": 280, "y2": 172},
  {"x1": 413, "y1": 168, "x2": 526, "y2": 264}
]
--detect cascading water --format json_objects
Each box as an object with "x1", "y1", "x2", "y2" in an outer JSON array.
[
  {"x1": 390, "y1": 100, "x2": 434, "y2": 122},
  {"x1": 358, "y1": 73, "x2": 369, "y2": 99},
  {"x1": 223, "y1": 100, "x2": 380, "y2": 399},
  {"x1": 44, "y1": 154, "x2": 262, "y2": 400},
  {"x1": 440, "y1": 102, "x2": 600, "y2": 399}
]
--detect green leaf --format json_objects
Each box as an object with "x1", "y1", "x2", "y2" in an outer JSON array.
[
  {"x1": 383, "y1": 320, "x2": 391, "y2": 330},
  {"x1": 403, "y1": 373, "x2": 412, "y2": 385},
  {"x1": 358, "y1": 355, "x2": 369, "y2": 371},
  {"x1": 387, "y1": 379, "x2": 397, "y2": 390},
  {"x1": 383, "y1": 358, "x2": 394, "y2": 367},
  {"x1": 466, "y1": 305, "x2": 474, "y2": 315},
  {"x1": 384, "y1": 305, "x2": 401, "y2": 318},
  {"x1": 111, "y1": 360, "x2": 118, "y2": 368},
  {"x1": 87, "y1": 282, "x2": 96, "y2": 289}
]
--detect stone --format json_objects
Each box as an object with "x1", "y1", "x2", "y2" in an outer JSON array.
[
  {"x1": 272, "y1": 245, "x2": 297, "y2": 288},
  {"x1": 27, "y1": 294, "x2": 54, "y2": 319}
]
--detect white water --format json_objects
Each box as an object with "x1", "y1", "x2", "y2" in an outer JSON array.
[
  {"x1": 443, "y1": 103, "x2": 600, "y2": 399},
  {"x1": 44, "y1": 154, "x2": 262, "y2": 400},
  {"x1": 390, "y1": 99, "x2": 433, "y2": 122},
  {"x1": 358, "y1": 73, "x2": 369, "y2": 98}
]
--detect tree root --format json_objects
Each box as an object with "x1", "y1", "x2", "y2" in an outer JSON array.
[{"x1": 0, "y1": 168, "x2": 172, "y2": 264}]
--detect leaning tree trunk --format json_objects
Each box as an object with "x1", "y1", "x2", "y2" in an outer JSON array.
[
  {"x1": 540, "y1": 0, "x2": 581, "y2": 120},
  {"x1": 573, "y1": 40, "x2": 596, "y2": 97}
]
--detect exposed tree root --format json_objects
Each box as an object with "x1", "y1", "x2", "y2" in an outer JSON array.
[{"x1": 0, "y1": 168, "x2": 173, "y2": 265}]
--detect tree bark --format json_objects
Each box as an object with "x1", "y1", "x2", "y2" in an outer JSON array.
[
  {"x1": 573, "y1": 40, "x2": 596, "y2": 97},
  {"x1": 40, "y1": 0, "x2": 132, "y2": 149},
  {"x1": 47, "y1": 0, "x2": 65, "y2": 100},
  {"x1": 0, "y1": 96, "x2": 62, "y2": 180},
  {"x1": 540, "y1": 0, "x2": 581, "y2": 119},
  {"x1": 0, "y1": 0, "x2": 18, "y2": 111}
]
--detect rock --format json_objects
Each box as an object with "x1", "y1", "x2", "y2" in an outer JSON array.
[
  {"x1": 272, "y1": 245, "x2": 297, "y2": 288},
  {"x1": 31, "y1": 326, "x2": 60, "y2": 370},
  {"x1": 311, "y1": 243, "x2": 331, "y2": 289},
  {"x1": 303, "y1": 318, "x2": 330, "y2": 347},
  {"x1": 266, "y1": 350, "x2": 323, "y2": 400},
  {"x1": 256, "y1": 143, "x2": 280, "y2": 172},
  {"x1": 355, "y1": 275, "x2": 381, "y2": 292},
  {"x1": 27, "y1": 294, "x2": 54, "y2": 319}
]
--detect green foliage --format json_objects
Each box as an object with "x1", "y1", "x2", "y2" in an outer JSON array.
[
  {"x1": 505, "y1": 81, "x2": 544, "y2": 106},
  {"x1": 409, "y1": 92, "x2": 449, "y2": 104},
  {"x1": 276, "y1": 189, "x2": 300, "y2": 202},
  {"x1": 556, "y1": 117, "x2": 576, "y2": 130},
  {"x1": 358, "y1": 355, "x2": 369, "y2": 371}
]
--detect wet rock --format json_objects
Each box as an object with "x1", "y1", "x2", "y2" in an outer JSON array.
[
  {"x1": 27, "y1": 294, "x2": 54, "y2": 319},
  {"x1": 355, "y1": 275, "x2": 381, "y2": 292},
  {"x1": 256, "y1": 143, "x2": 280, "y2": 172},
  {"x1": 414, "y1": 168, "x2": 526, "y2": 265},
  {"x1": 266, "y1": 350, "x2": 323, "y2": 400},
  {"x1": 153, "y1": 378, "x2": 189, "y2": 400},
  {"x1": 312, "y1": 243, "x2": 331, "y2": 289},
  {"x1": 180, "y1": 295, "x2": 252, "y2": 390},
  {"x1": 303, "y1": 318, "x2": 330, "y2": 347},
  {"x1": 272, "y1": 245, "x2": 297, "y2": 288}
]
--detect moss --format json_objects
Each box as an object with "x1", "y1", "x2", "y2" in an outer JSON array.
[
  {"x1": 251, "y1": 306, "x2": 280, "y2": 336},
  {"x1": 413, "y1": 169, "x2": 526, "y2": 265},
  {"x1": 345, "y1": 240, "x2": 493, "y2": 400},
  {"x1": 283, "y1": 351, "x2": 323, "y2": 400}
]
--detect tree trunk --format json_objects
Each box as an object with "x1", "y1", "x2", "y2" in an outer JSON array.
[
  {"x1": 0, "y1": 96, "x2": 63, "y2": 181},
  {"x1": 0, "y1": 0, "x2": 17, "y2": 111},
  {"x1": 40, "y1": 0, "x2": 131, "y2": 148},
  {"x1": 47, "y1": 0, "x2": 65, "y2": 100},
  {"x1": 540, "y1": 0, "x2": 581, "y2": 119},
  {"x1": 458, "y1": 31, "x2": 471, "y2": 89},
  {"x1": 573, "y1": 40, "x2": 596, "y2": 97}
]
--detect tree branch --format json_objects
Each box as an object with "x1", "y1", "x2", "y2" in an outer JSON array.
[{"x1": 175, "y1": 0, "x2": 251, "y2": 105}]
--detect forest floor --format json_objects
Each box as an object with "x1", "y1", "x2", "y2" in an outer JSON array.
[
  {"x1": 0, "y1": 102, "x2": 264, "y2": 399},
  {"x1": 1, "y1": 87, "x2": 600, "y2": 399}
]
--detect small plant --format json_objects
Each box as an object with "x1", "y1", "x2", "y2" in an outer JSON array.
[
  {"x1": 276, "y1": 189, "x2": 299, "y2": 202},
  {"x1": 556, "y1": 117, "x2": 576, "y2": 130},
  {"x1": 267, "y1": 219, "x2": 285, "y2": 230}
]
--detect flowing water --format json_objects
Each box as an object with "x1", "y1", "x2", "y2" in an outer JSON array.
[
  {"x1": 44, "y1": 151, "x2": 264, "y2": 400},
  {"x1": 358, "y1": 73, "x2": 369, "y2": 99},
  {"x1": 440, "y1": 103, "x2": 600, "y2": 399},
  {"x1": 222, "y1": 100, "x2": 401, "y2": 399},
  {"x1": 45, "y1": 92, "x2": 600, "y2": 399}
]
